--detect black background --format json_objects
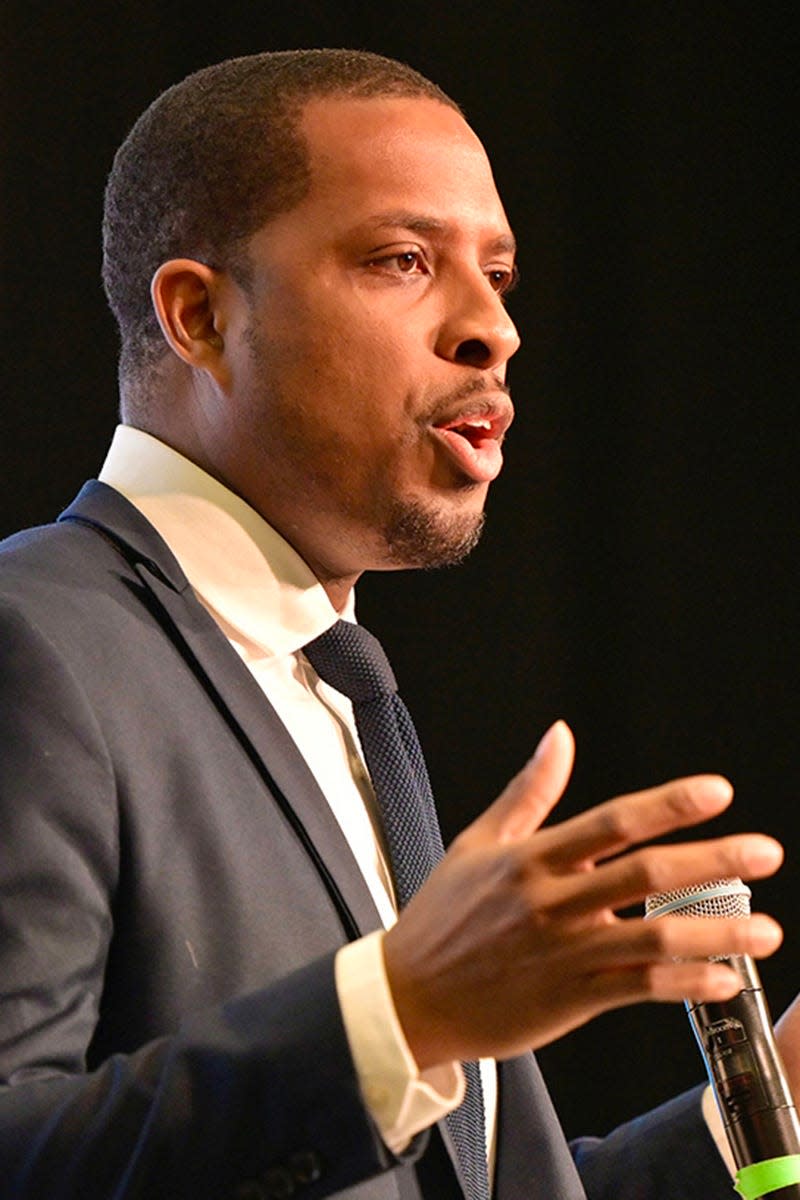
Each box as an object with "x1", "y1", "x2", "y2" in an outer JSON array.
[{"x1": 2, "y1": 1, "x2": 798, "y2": 1143}]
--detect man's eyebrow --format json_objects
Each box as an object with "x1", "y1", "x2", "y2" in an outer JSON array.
[
  {"x1": 365, "y1": 211, "x2": 517, "y2": 256},
  {"x1": 488, "y1": 232, "x2": 517, "y2": 256}
]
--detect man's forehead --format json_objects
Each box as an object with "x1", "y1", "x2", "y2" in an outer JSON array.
[
  {"x1": 298, "y1": 92, "x2": 484, "y2": 170},
  {"x1": 295, "y1": 95, "x2": 511, "y2": 238}
]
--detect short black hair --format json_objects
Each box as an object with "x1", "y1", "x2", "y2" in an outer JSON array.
[{"x1": 101, "y1": 48, "x2": 460, "y2": 406}]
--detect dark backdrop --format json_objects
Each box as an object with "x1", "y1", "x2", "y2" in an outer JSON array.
[{"x1": 2, "y1": 0, "x2": 798, "y2": 1145}]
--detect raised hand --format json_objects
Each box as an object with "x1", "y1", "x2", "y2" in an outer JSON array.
[{"x1": 383, "y1": 720, "x2": 784, "y2": 1069}]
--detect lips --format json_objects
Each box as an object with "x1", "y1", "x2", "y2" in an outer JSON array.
[{"x1": 429, "y1": 397, "x2": 513, "y2": 484}]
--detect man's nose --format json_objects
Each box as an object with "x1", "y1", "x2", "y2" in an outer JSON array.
[{"x1": 435, "y1": 273, "x2": 521, "y2": 370}]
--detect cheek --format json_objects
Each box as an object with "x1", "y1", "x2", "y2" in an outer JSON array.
[
  {"x1": 315, "y1": 312, "x2": 412, "y2": 378},
  {"x1": 304, "y1": 343, "x2": 419, "y2": 439},
  {"x1": 251, "y1": 289, "x2": 427, "y2": 442}
]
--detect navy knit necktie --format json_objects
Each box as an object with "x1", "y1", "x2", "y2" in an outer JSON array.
[{"x1": 303, "y1": 620, "x2": 489, "y2": 1200}]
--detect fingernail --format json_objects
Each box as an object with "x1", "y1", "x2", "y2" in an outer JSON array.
[
  {"x1": 704, "y1": 965, "x2": 745, "y2": 1001},
  {"x1": 749, "y1": 915, "x2": 783, "y2": 954},
  {"x1": 533, "y1": 720, "x2": 561, "y2": 761},
  {"x1": 745, "y1": 837, "x2": 784, "y2": 873},
  {"x1": 704, "y1": 777, "x2": 734, "y2": 805}
]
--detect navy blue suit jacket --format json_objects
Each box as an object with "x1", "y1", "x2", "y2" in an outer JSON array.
[{"x1": 0, "y1": 482, "x2": 733, "y2": 1198}]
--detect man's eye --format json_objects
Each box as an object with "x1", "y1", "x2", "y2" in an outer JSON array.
[
  {"x1": 395, "y1": 251, "x2": 423, "y2": 272},
  {"x1": 488, "y1": 265, "x2": 519, "y2": 297},
  {"x1": 366, "y1": 249, "x2": 427, "y2": 275}
]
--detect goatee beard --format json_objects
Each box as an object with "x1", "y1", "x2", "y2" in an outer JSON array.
[{"x1": 382, "y1": 500, "x2": 485, "y2": 569}]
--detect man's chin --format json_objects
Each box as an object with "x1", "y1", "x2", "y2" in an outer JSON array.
[{"x1": 381, "y1": 500, "x2": 486, "y2": 570}]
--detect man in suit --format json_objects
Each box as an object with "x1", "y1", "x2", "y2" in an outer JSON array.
[{"x1": 0, "y1": 48, "x2": 797, "y2": 1199}]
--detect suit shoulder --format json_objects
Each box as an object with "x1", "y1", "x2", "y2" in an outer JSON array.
[
  {"x1": 0, "y1": 513, "x2": 126, "y2": 599},
  {"x1": 0, "y1": 487, "x2": 158, "y2": 657}
]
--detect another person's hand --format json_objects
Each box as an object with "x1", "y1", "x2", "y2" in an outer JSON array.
[
  {"x1": 383, "y1": 720, "x2": 784, "y2": 1069},
  {"x1": 775, "y1": 994, "x2": 800, "y2": 1100}
]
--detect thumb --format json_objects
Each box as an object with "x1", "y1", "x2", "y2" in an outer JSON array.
[{"x1": 463, "y1": 720, "x2": 575, "y2": 847}]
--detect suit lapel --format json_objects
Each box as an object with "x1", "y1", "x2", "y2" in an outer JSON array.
[
  {"x1": 59, "y1": 480, "x2": 384, "y2": 941},
  {"x1": 61, "y1": 484, "x2": 588, "y2": 1200},
  {"x1": 494, "y1": 1056, "x2": 586, "y2": 1199}
]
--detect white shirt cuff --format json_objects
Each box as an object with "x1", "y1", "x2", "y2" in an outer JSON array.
[{"x1": 335, "y1": 930, "x2": 464, "y2": 1154}]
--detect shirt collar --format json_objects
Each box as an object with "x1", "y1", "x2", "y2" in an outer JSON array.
[{"x1": 98, "y1": 425, "x2": 348, "y2": 658}]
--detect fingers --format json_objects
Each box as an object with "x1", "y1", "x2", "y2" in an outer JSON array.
[
  {"x1": 594, "y1": 961, "x2": 749, "y2": 1010},
  {"x1": 540, "y1": 832, "x2": 785, "y2": 918},
  {"x1": 579, "y1": 912, "x2": 784, "y2": 1010},
  {"x1": 593, "y1": 911, "x2": 784, "y2": 968},
  {"x1": 539, "y1": 774, "x2": 735, "y2": 868},
  {"x1": 461, "y1": 720, "x2": 575, "y2": 847}
]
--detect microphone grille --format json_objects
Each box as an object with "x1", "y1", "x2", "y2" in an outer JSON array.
[{"x1": 645, "y1": 877, "x2": 752, "y2": 921}]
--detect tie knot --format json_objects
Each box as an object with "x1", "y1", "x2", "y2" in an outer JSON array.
[{"x1": 303, "y1": 620, "x2": 397, "y2": 703}]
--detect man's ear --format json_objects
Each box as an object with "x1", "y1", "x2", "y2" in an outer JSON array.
[{"x1": 150, "y1": 259, "x2": 229, "y2": 382}]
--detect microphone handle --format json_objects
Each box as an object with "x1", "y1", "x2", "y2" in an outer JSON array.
[{"x1": 687, "y1": 954, "x2": 800, "y2": 1197}]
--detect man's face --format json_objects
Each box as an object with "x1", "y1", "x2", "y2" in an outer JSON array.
[{"x1": 218, "y1": 94, "x2": 520, "y2": 583}]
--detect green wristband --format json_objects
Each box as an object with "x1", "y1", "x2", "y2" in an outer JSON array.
[{"x1": 734, "y1": 1155, "x2": 800, "y2": 1199}]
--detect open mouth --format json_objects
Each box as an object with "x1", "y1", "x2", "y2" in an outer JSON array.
[
  {"x1": 440, "y1": 415, "x2": 497, "y2": 446},
  {"x1": 430, "y1": 402, "x2": 513, "y2": 483}
]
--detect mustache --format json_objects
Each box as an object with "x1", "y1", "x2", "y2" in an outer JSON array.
[{"x1": 421, "y1": 376, "x2": 512, "y2": 425}]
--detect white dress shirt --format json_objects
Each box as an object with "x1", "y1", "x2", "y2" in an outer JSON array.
[
  {"x1": 96, "y1": 425, "x2": 732, "y2": 1183},
  {"x1": 97, "y1": 425, "x2": 496, "y2": 1162}
]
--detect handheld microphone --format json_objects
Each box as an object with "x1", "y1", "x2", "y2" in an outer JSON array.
[{"x1": 645, "y1": 878, "x2": 800, "y2": 1199}]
